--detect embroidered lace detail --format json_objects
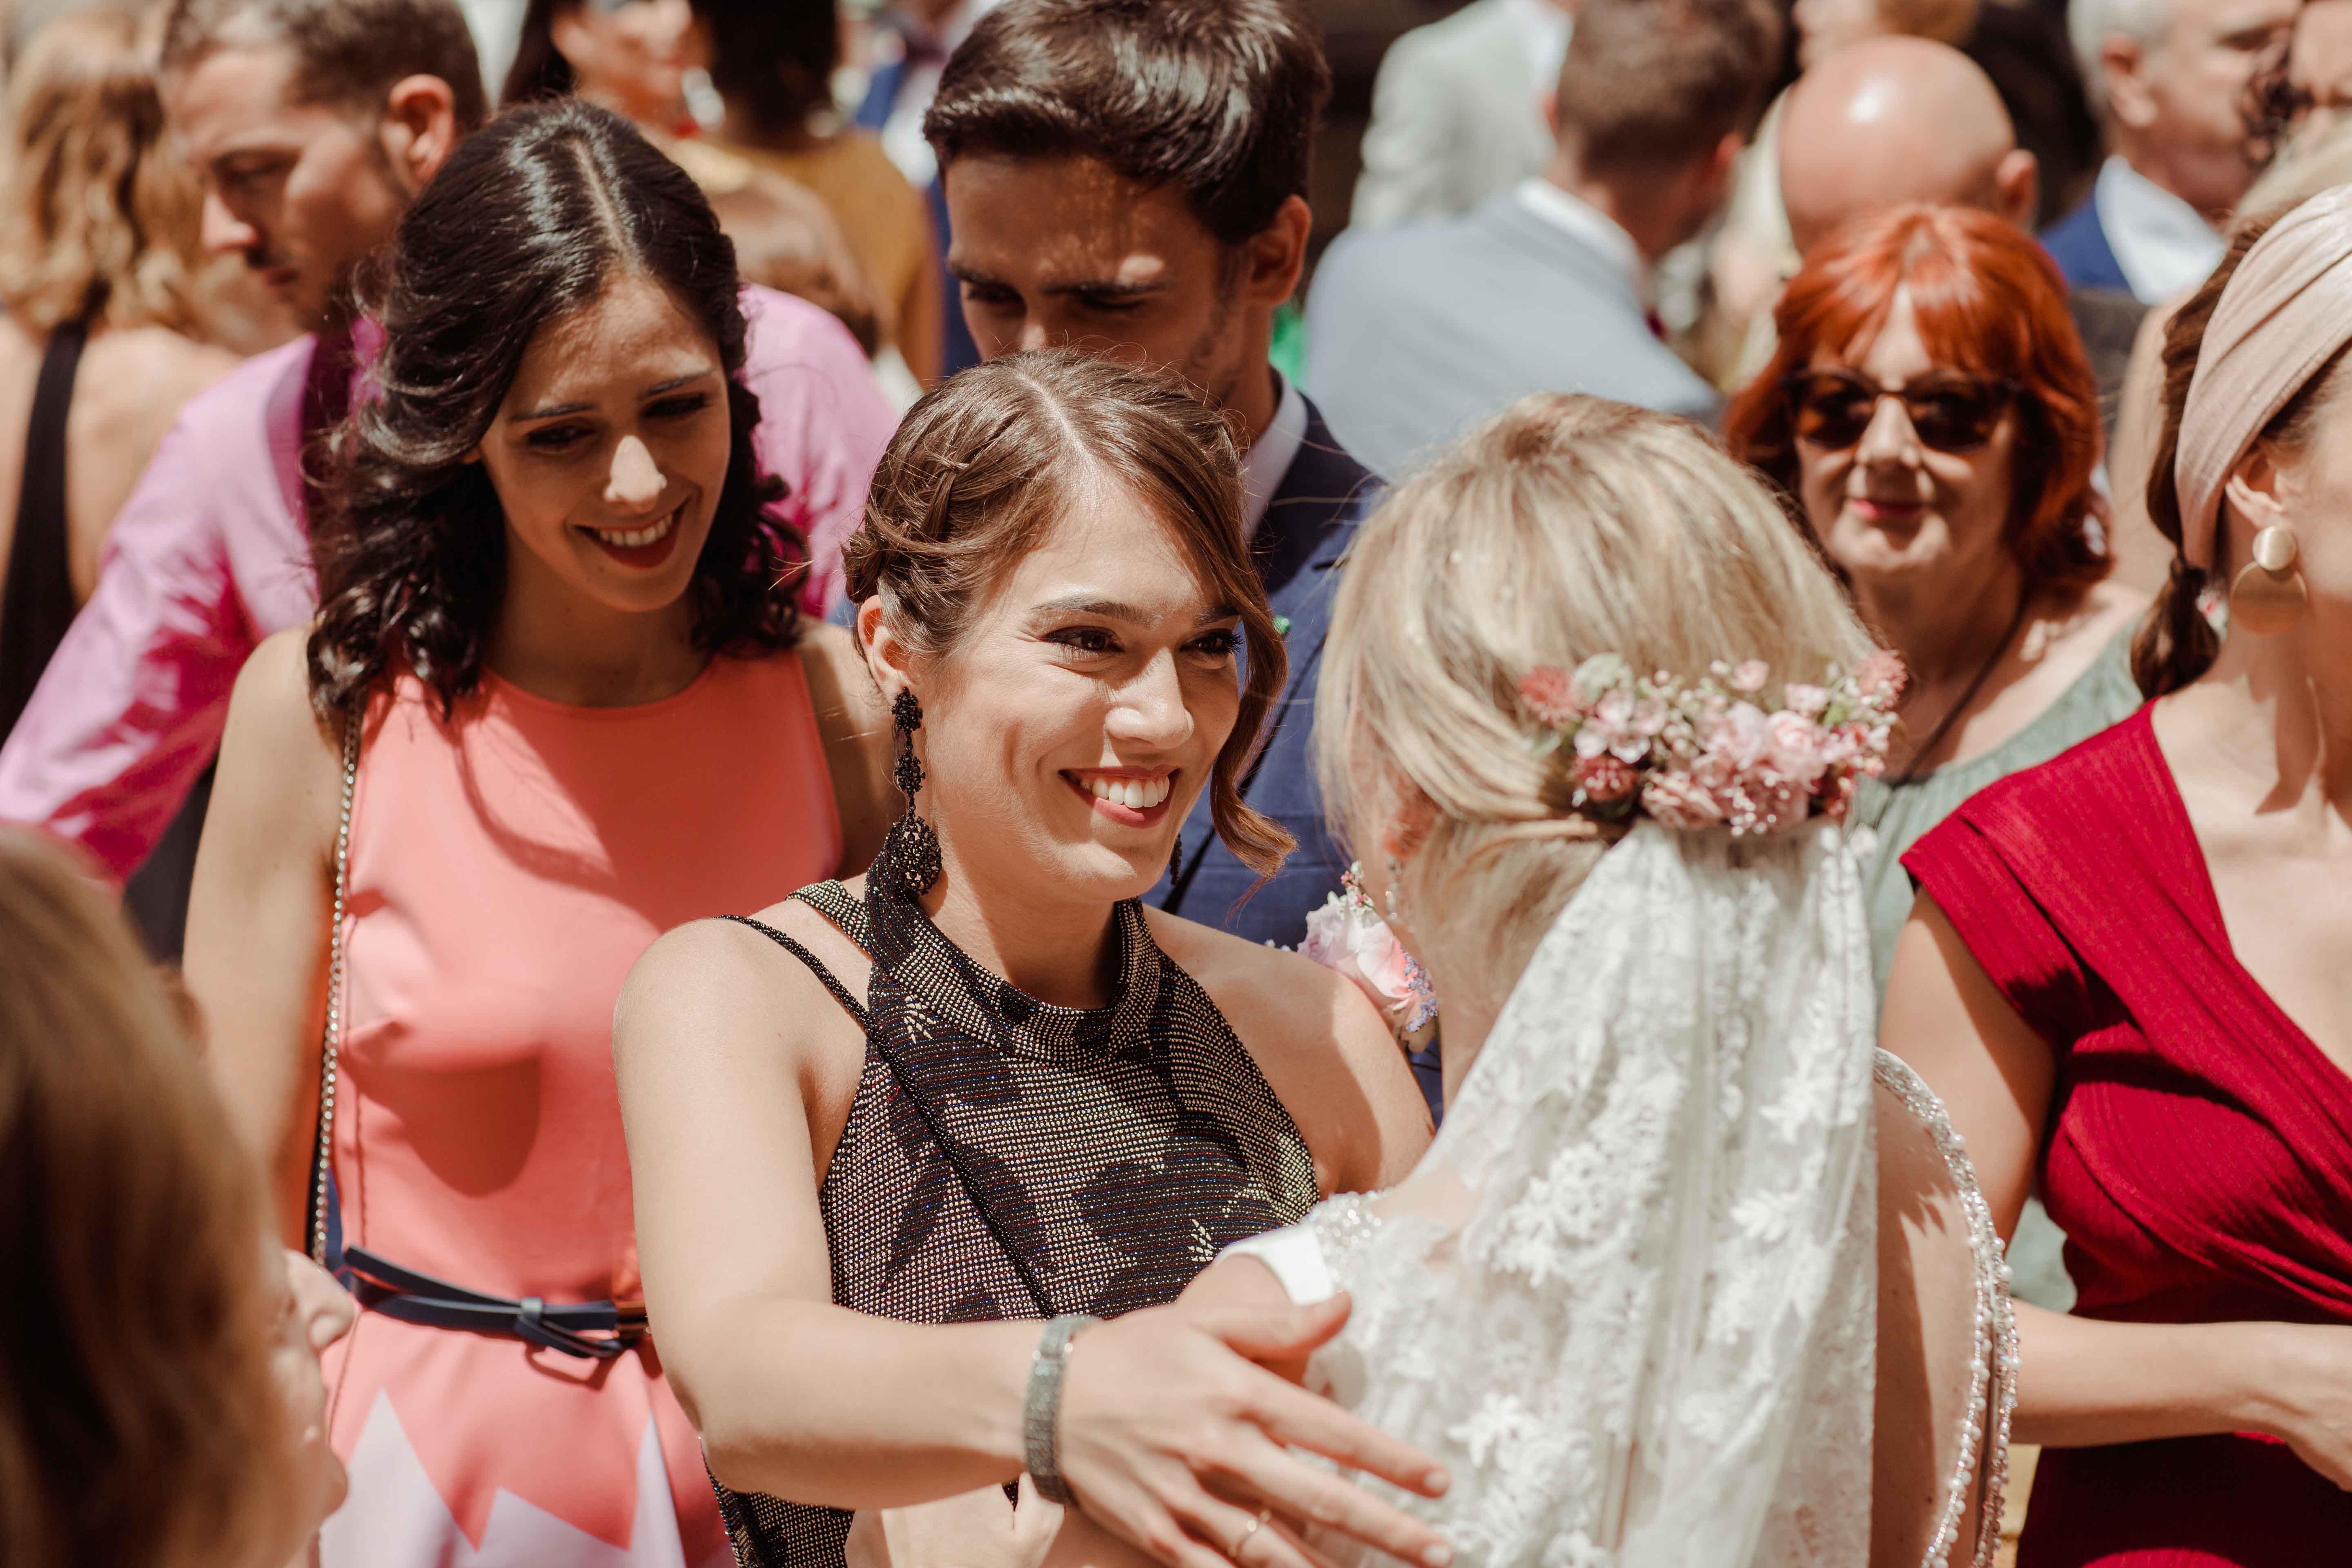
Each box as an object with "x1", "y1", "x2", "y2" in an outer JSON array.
[
  {"x1": 1302, "y1": 1193, "x2": 1383, "y2": 1283},
  {"x1": 1294, "y1": 824, "x2": 1880, "y2": 1566}
]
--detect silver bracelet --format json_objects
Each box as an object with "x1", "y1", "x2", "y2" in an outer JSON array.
[{"x1": 1022, "y1": 1314, "x2": 1099, "y2": 1505}]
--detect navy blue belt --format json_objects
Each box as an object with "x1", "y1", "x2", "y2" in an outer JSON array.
[{"x1": 341, "y1": 1245, "x2": 646, "y2": 1361}]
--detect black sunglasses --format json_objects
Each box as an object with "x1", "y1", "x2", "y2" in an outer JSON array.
[{"x1": 1782, "y1": 369, "x2": 2019, "y2": 454}]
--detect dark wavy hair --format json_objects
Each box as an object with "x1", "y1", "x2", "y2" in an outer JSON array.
[
  {"x1": 1724, "y1": 203, "x2": 2111, "y2": 599},
  {"x1": 307, "y1": 98, "x2": 801, "y2": 718}
]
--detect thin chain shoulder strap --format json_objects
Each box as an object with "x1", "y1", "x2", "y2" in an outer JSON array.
[
  {"x1": 720, "y1": 913, "x2": 871, "y2": 1027},
  {"x1": 308, "y1": 704, "x2": 362, "y2": 1266}
]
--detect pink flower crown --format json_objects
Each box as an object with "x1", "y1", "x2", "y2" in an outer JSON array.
[{"x1": 1519, "y1": 651, "x2": 1906, "y2": 837}]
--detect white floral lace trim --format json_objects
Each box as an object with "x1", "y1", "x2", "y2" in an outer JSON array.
[{"x1": 1292, "y1": 824, "x2": 1880, "y2": 1566}]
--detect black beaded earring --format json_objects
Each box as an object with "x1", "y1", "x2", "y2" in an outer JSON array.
[
  {"x1": 1168, "y1": 831, "x2": 1183, "y2": 882},
  {"x1": 886, "y1": 688, "x2": 942, "y2": 895}
]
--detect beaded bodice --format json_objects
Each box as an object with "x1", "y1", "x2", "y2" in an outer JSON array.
[{"x1": 715, "y1": 840, "x2": 1319, "y2": 1566}]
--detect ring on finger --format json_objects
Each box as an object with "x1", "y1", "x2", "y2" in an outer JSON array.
[{"x1": 1234, "y1": 1505, "x2": 1272, "y2": 1555}]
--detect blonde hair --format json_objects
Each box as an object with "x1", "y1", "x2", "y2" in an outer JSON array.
[
  {"x1": 0, "y1": 829, "x2": 296, "y2": 1568},
  {"x1": 1318, "y1": 395, "x2": 1875, "y2": 1009},
  {"x1": 0, "y1": 10, "x2": 207, "y2": 334}
]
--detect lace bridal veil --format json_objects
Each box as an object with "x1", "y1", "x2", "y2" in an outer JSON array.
[
  {"x1": 1231, "y1": 394, "x2": 2013, "y2": 1566},
  {"x1": 1260, "y1": 820, "x2": 1879, "y2": 1567}
]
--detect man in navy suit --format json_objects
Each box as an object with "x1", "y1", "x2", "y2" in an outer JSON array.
[
  {"x1": 924, "y1": 0, "x2": 1419, "y2": 1077},
  {"x1": 2046, "y1": 0, "x2": 2294, "y2": 303}
]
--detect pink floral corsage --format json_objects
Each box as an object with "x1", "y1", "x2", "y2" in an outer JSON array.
[
  {"x1": 1301, "y1": 865, "x2": 1439, "y2": 1038},
  {"x1": 1518, "y1": 650, "x2": 1904, "y2": 837}
]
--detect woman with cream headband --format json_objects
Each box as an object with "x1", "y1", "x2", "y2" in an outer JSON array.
[{"x1": 1884, "y1": 184, "x2": 2352, "y2": 1565}]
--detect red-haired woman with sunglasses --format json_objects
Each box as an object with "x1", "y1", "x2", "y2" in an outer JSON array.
[{"x1": 1726, "y1": 205, "x2": 2148, "y2": 1010}]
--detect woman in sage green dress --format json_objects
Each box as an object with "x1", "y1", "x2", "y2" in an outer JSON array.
[{"x1": 1725, "y1": 204, "x2": 2148, "y2": 1309}]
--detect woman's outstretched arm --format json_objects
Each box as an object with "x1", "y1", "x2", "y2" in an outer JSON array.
[
  {"x1": 1882, "y1": 894, "x2": 2352, "y2": 1487},
  {"x1": 612, "y1": 916, "x2": 1456, "y2": 1568}
]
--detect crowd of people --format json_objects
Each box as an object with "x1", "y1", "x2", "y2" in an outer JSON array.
[{"x1": 0, "y1": 0, "x2": 2345, "y2": 1566}]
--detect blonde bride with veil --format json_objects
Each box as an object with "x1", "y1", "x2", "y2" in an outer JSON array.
[
  {"x1": 1208, "y1": 394, "x2": 2016, "y2": 1568},
  {"x1": 848, "y1": 396, "x2": 2015, "y2": 1568}
]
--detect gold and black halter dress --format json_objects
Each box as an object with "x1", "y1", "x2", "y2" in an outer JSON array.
[{"x1": 714, "y1": 832, "x2": 1320, "y2": 1566}]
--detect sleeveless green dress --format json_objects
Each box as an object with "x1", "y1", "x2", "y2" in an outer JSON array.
[{"x1": 1851, "y1": 625, "x2": 2141, "y2": 1311}]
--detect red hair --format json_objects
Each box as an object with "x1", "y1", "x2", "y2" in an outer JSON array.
[{"x1": 1723, "y1": 204, "x2": 2111, "y2": 597}]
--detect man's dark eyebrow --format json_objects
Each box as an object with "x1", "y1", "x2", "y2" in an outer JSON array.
[
  {"x1": 510, "y1": 370, "x2": 716, "y2": 423},
  {"x1": 944, "y1": 261, "x2": 1170, "y2": 302},
  {"x1": 1039, "y1": 278, "x2": 1171, "y2": 301}
]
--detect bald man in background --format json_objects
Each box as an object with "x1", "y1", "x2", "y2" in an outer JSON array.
[
  {"x1": 1742, "y1": 36, "x2": 2145, "y2": 426},
  {"x1": 1778, "y1": 35, "x2": 2038, "y2": 253}
]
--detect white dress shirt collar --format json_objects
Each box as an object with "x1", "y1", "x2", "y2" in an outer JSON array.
[
  {"x1": 1515, "y1": 176, "x2": 1645, "y2": 291},
  {"x1": 1242, "y1": 372, "x2": 1309, "y2": 539},
  {"x1": 2094, "y1": 154, "x2": 2224, "y2": 305}
]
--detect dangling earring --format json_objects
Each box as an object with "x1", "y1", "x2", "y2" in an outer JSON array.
[
  {"x1": 885, "y1": 688, "x2": 942, "y2": 895},
  {"x1": 1385, "y1": 854, "x2": 1408, "y2": 924},
  {"x1": 2230, "y1": 524, "x2": 2310, "y2": 635},
  {"x1": 1168, "y1": 831, "x2": 1183, "y2": 882}
]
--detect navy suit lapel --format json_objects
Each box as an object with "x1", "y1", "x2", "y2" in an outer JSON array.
[{"x1": 1165, "y1": 400, "x2": 1373, "y2": 895}]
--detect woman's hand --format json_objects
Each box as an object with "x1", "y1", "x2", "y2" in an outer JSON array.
[
  {"x1": 268, "y1": 1248, "x2": 357, "y2": 1550},
  {"x1": 2247, "y1": 1322, "x2": 2352, "y2": 1490},
  {"x1": 846, "y1": 1477, "x2": 1062, "y2": 1568},
  {"x1": 1054, "y1": 1294, "x2": 1452, "y2": 1568},
  {"x1": 1176, "y1": 1255, "x2": 1314, "y2": 1386}
]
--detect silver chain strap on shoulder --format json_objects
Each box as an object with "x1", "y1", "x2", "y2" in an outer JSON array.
[{"x1": 308, "y1": 704, "x2": 362, "y2": 1267}]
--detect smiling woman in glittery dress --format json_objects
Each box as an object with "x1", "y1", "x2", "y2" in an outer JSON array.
[{"x1": 615, "y1": 349, "x2": 1441, "y2": 1568}]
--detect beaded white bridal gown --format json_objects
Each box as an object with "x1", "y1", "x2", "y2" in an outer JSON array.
[{"x1": 1230, "y1": 822, "x2": 2014, "y2": 1567}]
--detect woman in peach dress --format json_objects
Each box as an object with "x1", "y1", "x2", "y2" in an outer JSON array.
[{"x1": 185, "y1": 102, "x2": 889, "y2": 1567}]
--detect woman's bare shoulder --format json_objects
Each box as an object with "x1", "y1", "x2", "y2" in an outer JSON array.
[
  {"x1": 225, "y1": 627, "x2": 339, "y2": 762},
  {"x1": 1147, "y1": 909, "x2": 1361, "y2": 1042},
  {"x1": 1148, "y1": 907, "x2": 1427, "y2": 1188},
  {"x1": 619, "y1": 882, "x2": 873, "y2": 1058},
  {"x1": 200, "y1": 628, "x2": 347, "y2": 875}
]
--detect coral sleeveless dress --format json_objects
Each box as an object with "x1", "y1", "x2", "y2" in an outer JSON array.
[
  {"x1": 318, "y1": 653, "x2": 842, "y2": 1568},
  {"x1": 1904, "y1": 706, "x2": 2352, "y2": 1567}
]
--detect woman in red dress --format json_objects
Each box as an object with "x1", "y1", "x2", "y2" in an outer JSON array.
[{"x1": 1884, "y1": 188, "x2": 2352, "y2": 1564}]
